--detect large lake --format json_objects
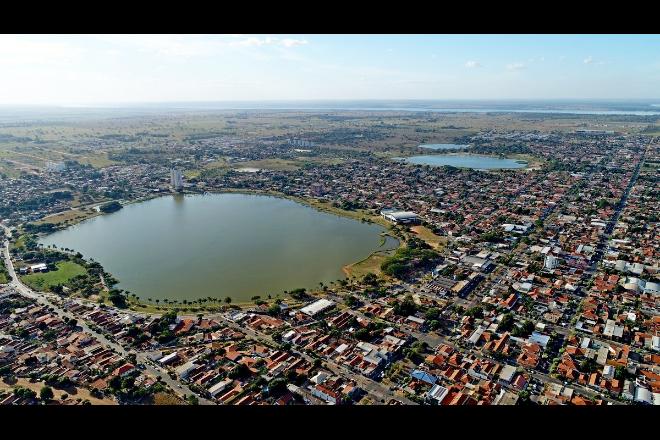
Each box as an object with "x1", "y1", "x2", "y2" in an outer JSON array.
[
  {"x1": 39, "y1": 193, "x2": 393, "y2": 302},
  {"x1": 398, "y1": 154, "x2": 527, "y2": 170}
]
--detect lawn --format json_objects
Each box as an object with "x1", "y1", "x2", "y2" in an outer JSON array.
[
  {"x1": 343, "y1": 252, "x2": 390, "y2": 279},
  {"x1": 22, "y1": 261, "x2": 87, "y2": 291}
]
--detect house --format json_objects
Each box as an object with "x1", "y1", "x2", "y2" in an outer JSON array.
[
  {"x1": 498, "y1": 365, "x2": 516, "y2": 384},
  {"x1": 411, "y1": 369, "x2": 437, "y2": 386},
  {"x1": 208, "y1": 379, "x2": 233, "y2": 398}
]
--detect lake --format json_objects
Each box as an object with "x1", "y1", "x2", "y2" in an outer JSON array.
[
  {"x1": 419, "y1": 143, "x2": 470, "y2": 150},
  {"x1": 39, "y1": 193, "x2": 393, "y2": 302},
  {"x1": 397, "y1": 154, "x2": 527, "y2": 169}
]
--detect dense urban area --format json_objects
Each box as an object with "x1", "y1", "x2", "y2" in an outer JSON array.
[{"x1": 0, "y1": 110, "x2": 658, "y2": 406}]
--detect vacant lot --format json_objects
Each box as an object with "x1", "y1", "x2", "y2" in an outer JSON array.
[
  {"x1": 410, "y1": 225, "x2": 447, "y2": 250},
  {"x1": 0, "y1": 377, "x2": 116, "y2": 405}
]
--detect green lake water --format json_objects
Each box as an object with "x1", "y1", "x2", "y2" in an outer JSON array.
[{"x1": 39, "y1": 193, "x2": 394, "y2": 302}]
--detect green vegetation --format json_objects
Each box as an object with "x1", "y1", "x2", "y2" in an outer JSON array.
[
  {"x1": 380, "y1": 238, "x2": 440, "y2": 279},
  {"x1": 512, "y1": 320, "x2": 535, "y2": 338},
  {"x1": 0, "y1": 259, "x2": 9, "y2": 284},
  {"x1": 22, "y1": 261, "x2": 87, "y2": 291},
  {"x1": 99, "y1": 201, "x2": 123, "y2": 213},
  {"x1": 392, "y1": 294, "x2": 418, "y2": 316},
  {"x1": 40, "y1": 386, "x2": 54, "y2": 401},
  {"x1": 497, "y1": 313, "x2": 515, "y2": 333}
]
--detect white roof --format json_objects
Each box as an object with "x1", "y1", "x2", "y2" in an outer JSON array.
[
  {"x1": 208, "y1": 379, "x2": 232, "y2": 396},
  {"x1": 300, "y1": 299, "x2": 335, "y2": 316},
  {"x1": 499, "y1": 365, "x2": 516, "y2": 382},
  {"x1": 428, "y1": 384, "x2": 449, "y2": 402},
  {"x1": 386, "y1": 211, "x2": 419, "y2": 220}
]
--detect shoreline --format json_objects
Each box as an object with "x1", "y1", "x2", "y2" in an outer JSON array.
[{"x1": 24, "y1": 188, "x2": 404, "y2": 311}]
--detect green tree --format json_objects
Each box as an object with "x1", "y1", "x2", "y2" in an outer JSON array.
[{"x1": 40, "y1": 386, "x2": 54, "y2": 401}]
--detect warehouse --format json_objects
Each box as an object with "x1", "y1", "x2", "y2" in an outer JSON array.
[{"x1": 300, "y1": 298, "x2": 335, "y2": 317}]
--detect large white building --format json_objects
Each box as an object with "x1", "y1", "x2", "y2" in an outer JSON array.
[
  {"x1": 381, "y1": 209, "x2": 420, "y2": 224},
  {"x1": 170, "y1": 168, "x2": 184, "y2": 191}
]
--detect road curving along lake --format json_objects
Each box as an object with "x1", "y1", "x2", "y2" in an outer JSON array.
[{"x1": 39, "y1": 193, "x2": 395, "y2": 302}]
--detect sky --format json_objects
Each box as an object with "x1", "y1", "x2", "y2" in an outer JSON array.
[{"x1": 0, "y1": 34, "x2": 659, "y2": 105}]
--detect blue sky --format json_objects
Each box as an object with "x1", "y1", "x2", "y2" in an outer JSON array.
[{"x1": 0, "y1": 34, "x2": 658, "y2": 105}]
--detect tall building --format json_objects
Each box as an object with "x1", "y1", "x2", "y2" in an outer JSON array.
[
  {"x1": 170, "y1": 168, "x2": 184, "y2": 192},
  {"x1": 544, "y1": 255, "x2": 558, "y2": 271}
]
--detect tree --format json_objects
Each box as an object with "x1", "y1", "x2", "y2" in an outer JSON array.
[
  {"x1": 425, "y1": 307, "x2": 440, "y2": 321},
  {"x1": 363, "y1": 272, "x2": 378, "y2": 286},
  {"x1": 40, "y1": 386, "x2": 54, "y2": 401},
  {"x1": 465, "y1": 306, "x2": 484, "y2": 319},
  {"x1": 224, "y1": 297, "x2": 232, "y2": 304},
  {"x1": 497, "y1": 313, "x2": 515, "y2": 333},
  {"x1": 512, "y1": 320, "x2": 535, "y2": 338}
]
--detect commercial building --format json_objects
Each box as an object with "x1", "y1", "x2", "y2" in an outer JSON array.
[
  {"x1": 381, "y1": 209, "x2": 420, "y2": 224},
  {"x1": 300, "y1": 298, "x2": 335, "y2": 317}
]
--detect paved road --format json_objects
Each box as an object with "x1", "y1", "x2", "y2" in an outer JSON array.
[
  {"x1": 1, "y1": 230, "x2": 213, "y2": 405},
  {"x1": 206, "y1": 311, "x2": 416, "y2": 405}
]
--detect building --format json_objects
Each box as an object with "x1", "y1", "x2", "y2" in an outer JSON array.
[
  {"x1": 381, "y1": 209, "x2": 420, "y2": 225},
  {"x1": 170, "y1": 168, "x2": 184, "y2": 191},
  {"x1": 300, "y1": 299, "x2": 335, "y2": 317},
  {"x1": 544, "y1": 255, "x2": 559, "y2": 271}
]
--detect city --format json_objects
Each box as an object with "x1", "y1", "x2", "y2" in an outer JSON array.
[{"x1": 0, "y1": 34, "x2": 658, "y2": 408}]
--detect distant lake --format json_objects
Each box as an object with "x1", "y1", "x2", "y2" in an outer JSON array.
[
  {"x1": 397, "y1": 154, "x2": 527, "y2": 170},
  {"x1": 419, "y1": 143, "x2": 470, "y2": 150},
  {"x1": 39, "y1": 193, "x2": 394, "y2": 302}
]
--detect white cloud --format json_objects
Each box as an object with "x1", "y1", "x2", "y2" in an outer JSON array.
[
  {"x1": 281, "y1": 38, "x2": 308, "y2": 48},
  {"x1": 93, "y1": 34, "x2": 308, "y2": 57},
  {"x1": 465, "y1": 60, "x2": 482, "y2": 68},
  {"x1": 0, "y1": 35, "x2": 85, "y2": 66},
  {"x1": 506, "y1": 62, "x2": 526, "y2": 70},
  {"x1": 584, "y1": 55, "x2": 606, "y2": 66}
]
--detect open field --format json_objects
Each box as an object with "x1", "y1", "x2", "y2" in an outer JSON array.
[
  {"x1": 35, "y1": 207, "x2": 101, "y2": 226},
  {"x1": 410, "y1": 225, "x2": 447, "y2": 250},
  {"x1": 343, "y1": 251, "x2": 391, "y2": 279},
  {"x1": 22, "y1": 261, "x2": 87, "y2": 291},
  {"x1": 0, "y1": 377, "x2": 117, "y2": 405}
]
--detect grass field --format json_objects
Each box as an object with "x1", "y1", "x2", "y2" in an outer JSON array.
[
  {"x1": 22, "y1": 261, "x2": 87, "y2": 291},
  {"x1": 410, "y1": 225, "x2": 447, "y2": 250},
  {"x1": 77, "y1": 153, "x2": 118, "y2": 168},
  {"x1": 35, "y1": 208, "x2": 100, "y2": 226},
  {"x1": 343, "y1": 252, "x2": 390, "y2": 279}
]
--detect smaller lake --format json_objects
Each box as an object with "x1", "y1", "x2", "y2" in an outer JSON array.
[
  {"x1": 397, "y1": 154, "x2": 527, "y2": 170},
  {"x1": 419, "y1": 143, "x2": 470, "y2": 150}
]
